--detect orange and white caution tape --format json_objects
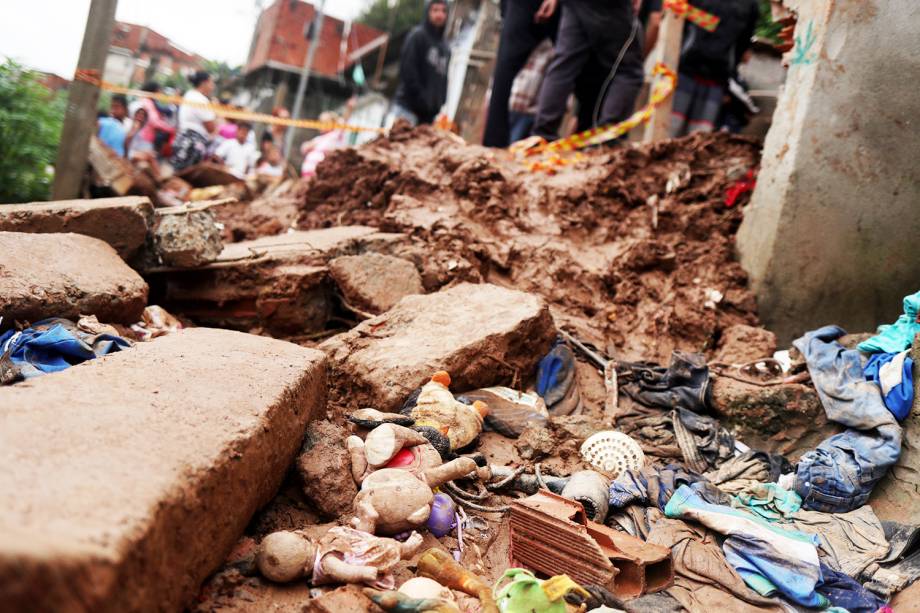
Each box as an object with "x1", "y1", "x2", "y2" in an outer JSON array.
[
  {"x1": 73, "y1": 69, "x2": 385, "y2": 134},
  {"x1": 663, "y1": 0, "x2": 721, "y2": 32}
]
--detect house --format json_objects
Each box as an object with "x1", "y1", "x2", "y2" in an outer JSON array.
[
  {"x1": 104, "y1": 21, "x2": 205, "y2": 87},
  {"x1": 240, "y1": 0, "x2": 388, "y2": 152},
  {"x1": 37, "y1": 72, "x2": 70, "y2": 93}
]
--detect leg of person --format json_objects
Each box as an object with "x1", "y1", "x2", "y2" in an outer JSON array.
[
  {"x1": 686, "y1": 79, "x2": 724, "y2": 134},
  {"x1": 508, "y1": 111, "x2": 536, "y2": 143},
  {"x1": 574, "y1": 56, "x2": 605, "y2": 132},
  {"x1": 669, "y1": 73, "x2": 697, "y2": 137},
  {"x1": 531, "y1": 7, "x2": 594, "y2": 141},
  {"x1": 387, "y1": 103, "x2": 419, "y2": 128},
  {"x1": 482, "y1": 0, "x2": 555, "y2": 148},
  {"x1": 591, "y1": 9, "x2": 645, "y2": 128}
]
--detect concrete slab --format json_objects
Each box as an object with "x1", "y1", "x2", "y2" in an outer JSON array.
[
  {"x1": 162, "y1": 227, "x2": 407, "y2": 335},
  {"x1": 329, "y1": 253, "x2": 425, "y2": 315},
  {"x1": 320, "y1": 282, "x2": 556, "y2": 411},
  {"x1": 0, "y1": 328, "x2": 326, "y2": 613},
  {"x1": 0, "y1": 197, "x2": 154, "y2": 261},
  {"x1": 0, "y1": 232, "x2": 148, "y2": 328}
]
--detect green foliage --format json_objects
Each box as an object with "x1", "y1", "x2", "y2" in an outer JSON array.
[
  {"x1": 756, "y1": 0, "x2": 782, "y2": 44},
  {"x1": 159, "y1": 71, "x2": 191, "y2": 93},
  {"x1": 201, "y1": 60, "x2": 243, "y2": 99},
  {"x1": 358, "y1": 0, "x2": 426, "y2": 35},
  {"x1": 0, "y1": 60, "x2": 64, "y2": 204}
]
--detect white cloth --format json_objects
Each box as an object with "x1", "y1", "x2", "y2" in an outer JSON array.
[
  {"x1": 215, "y1": 139, "x2": 258, "y2": 178},
  {"x1": 879, "y1": 350, "x2": 909, "y2": 398},
  {"x1": 178, "y1": 89, "x2": 216, "y2": 137}
]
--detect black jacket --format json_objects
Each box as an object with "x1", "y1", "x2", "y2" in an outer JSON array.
[
  {"x1": 679, "y1": 0, "x2": 760, "y2": 82},
  {"x1": 394, "y1": 3, "x2": 451, "y2": 124}
]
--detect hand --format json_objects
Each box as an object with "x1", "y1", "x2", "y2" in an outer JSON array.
[{"x1": 534, "y1": 0, "x2": 557, "y2": 23}]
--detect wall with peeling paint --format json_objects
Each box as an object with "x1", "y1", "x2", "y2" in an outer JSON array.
[{"x1": 737, "y1": 0, "x2": 920, "y2": 344}]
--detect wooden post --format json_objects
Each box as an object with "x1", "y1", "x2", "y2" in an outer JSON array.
[
  {"x1": 52, "y1": 0, "x2": 119, "y2": 200},
  {"x1": 643, "y1": 7, "x2": 685, "y2": 142}
]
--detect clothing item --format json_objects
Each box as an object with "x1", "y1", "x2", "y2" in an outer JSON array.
[
  {"x1": 388, "y1": 102, "x2": 420, "y2": 127},
  {"x1": 178, "y1": 88, "x2": 216, "y2": 137},
  {"x1": 677, "y1": 0, "x2": 760, "y2": 82},
  {"x1": 705, "y1": 451, "x2": 792, "y2": 495},
  {"x1": 0, "y1": 318, "x2": 130, "y2": 385},
  {"x1": 665, "y1": 484, "x2": 827, "y2": 608},
  {"x1": 98, "y1": 116, "x2": 127, "y2": 156},
  {"x1": 170, "y1": 129, "x2": 210, "y2": 171},
  {"x1": 864, "y1": 350, "x2": 914, "y2": 421},
  {"x1": 508, "y1": 111, "x2": 536, "y2": 143},
  {"x1": 638, "y1": 0, "x2": 663, "y2": 26},
  {"x1": 311, "y1": 526, "x2": 403, "y2": 589},
  {"x1": 137, "y1": 97, "x2": 175, "y2": 148},
  {"x1": 670, "y1": 73, "x2": 724, "y2": 137},
  {"x1": 672, "y1": 407, "x2": 734, "y2": 472},
  {"x1": 510, "y1": 39, "x2": 554, "y2": 115},
  {"x1": 300, "y1": 130, "x2": 346, "y2": 178},
  {"x1": 732, "y1": 483, "x2": 801, "y2": 523},
  {"x1": 858, "y1": 289, "x2": 920, "y2": 354},
  {"x1": 793, "y1": 326, "x2": 902, "y2": 513},
  {"x1": 817, "y1": 563, "x2": 888, "y2": 613},
  {"x1": 537, "y1": 338, "x2": 578, "y2": 408},
  {"x1": 533, "y1": 0, "x2": 643, "y2": 141},
  {"x1": 646, "y1": 515, "x2": 787, "y2": 613},
  {"x1": 483, "y1": 0, "x2": 559, "y2": 147},
  {"x1": 127, "y1": 136, "x2": 155, "y2": 160},
  {"x1": 609, "y1": 465, "x2": 723, "y2": 511},
  {"x1": 621, "y1": 352, "x2": 712, "y2": 413},
  {"x1": 393, "y1": 2, "x2": 451, "y2": 125},
  {"x1": 790, "y1": 505, "x2": 889, "y2": 578},
  {"x1": 215, "y1": 138, "x2": 258, "y2": 179}
]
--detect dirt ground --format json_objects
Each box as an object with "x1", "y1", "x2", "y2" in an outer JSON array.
[{"x1": 195, "y1": 126, "x2": 772, "y2": 611}]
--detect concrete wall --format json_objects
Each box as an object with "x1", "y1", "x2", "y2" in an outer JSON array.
[{"x1": 736, "y1": 0, "x2": 920, "y2": 344}]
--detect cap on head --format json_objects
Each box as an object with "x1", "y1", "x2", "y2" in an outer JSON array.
[{"x1": 431, "y1": 371, "x2": 451, "y2": 387}]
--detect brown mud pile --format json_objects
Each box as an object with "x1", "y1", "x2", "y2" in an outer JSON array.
[{"x1": 293, "y1": 124, "x2": 761, "y2": 362}]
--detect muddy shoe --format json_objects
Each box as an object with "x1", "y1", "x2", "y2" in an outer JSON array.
[{"x1": 624, "y1": 351, "x2": 712, "y2": 412}]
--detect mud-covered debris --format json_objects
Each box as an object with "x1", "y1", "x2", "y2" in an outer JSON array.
[
  {"x1": 153, "y1": 209, "x2": 224, "y2": 268},
  {"x1": 330, "y1": 253, "x2": 425, "y2": 315},
  {"x1": 715, "y1": 324, "x2": 779, "y2": 364},
  {"x1": 297, "y1": 420, "x2": 358, "y2": 519}
]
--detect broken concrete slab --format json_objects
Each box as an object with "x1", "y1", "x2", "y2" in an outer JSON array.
[
  {"x1": 0, "y1": 328, "x2": 326, "y2": 612},
  {"x1": 0, "y1": 196, "x2": 154, "y2": 261},
  {"x1": 715, "y1": 324, "x2": 778, "y2": 364},
  {"x1": 329, "y1": 253, "x2": 425, "y2": 315},
  {"x1": 161, "y1": 227, "x2": 407, "y2": 335},
  {"x1": 154, "y1": 209, "x2": 224, "y2": 268},
  {"x1": 320, "y1": 283, "x2": 556, "y2": 411},
  {"x1": 0, "y1": 232, "x2": 148, "y2": 328}
]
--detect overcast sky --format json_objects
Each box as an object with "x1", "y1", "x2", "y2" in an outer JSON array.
[{"x1": 0, "y1": 0, "x2": 369, "y2": 76}]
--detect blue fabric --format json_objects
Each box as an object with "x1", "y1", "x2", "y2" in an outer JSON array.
[
  {"x1": 536, "y1": 339, "x2": 576, "y2": 407},
  {"x1": 0, "y1": 319, "x2": 130, "y2": 381},
  {"x1": 98, "y1": 117, "x2": 126, "y2": 157},
  {"x1": 864, "y1": 351, "x2": 914, "y2": 421},
  {"x1": 858, "y1": 290, "x2": 920, "y2": 354},
  {"x1": 609, "y1": 465, "x2": 718, "y2": 511},
  {"x1": 665, "y1": 484, "x2": 828, "y2": 608},
  {"x1": 817, "y1": 563, "x2": 888, "y2": 613},
  {"x1": 793, "y1": 326, "x2": 902, "y2": 513}
]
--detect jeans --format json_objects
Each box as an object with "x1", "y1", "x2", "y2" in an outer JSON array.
[{"x1": 508, "y1": 111, "x2": 535, "y2": 143}]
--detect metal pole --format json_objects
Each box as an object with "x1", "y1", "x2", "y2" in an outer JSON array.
[
  {"x1": 52, "y1": 0, "x2": 119, "y2": 200},
  {"x1": 284, "y1": 0, "x2": 326, "y2": 161}
]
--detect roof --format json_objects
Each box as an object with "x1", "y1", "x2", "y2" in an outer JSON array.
[
  {"x1": 245, "y1": 0, "x2": 387, "y2": 78},
  {"x1": 110, "y1": 21, "x2": 205, "y2": 66}
]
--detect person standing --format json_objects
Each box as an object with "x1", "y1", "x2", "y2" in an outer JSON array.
[
  {"x1": 214, "y1": 122, "x2": 257, "y2": 178},
  {"x1": 391, "y1": 0, "x2": 451, "y2": 126},
  {"x1": 97, "y1": 95, "x2": 130, "y2": 156},
  {"x1": 532, "y1": 0, "x2": 644, "y2": 142},
  {"x1": 482, "y1": 0, "x2": 559, "y2": 147},
  {"x1": 507, "y1": 39, "x2": 554, "y2": 143},
  {"x1": 170, "y1": 71, "x2": 217, "y2": 171}
]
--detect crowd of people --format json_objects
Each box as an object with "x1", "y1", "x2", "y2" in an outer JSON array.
[{"x1": 393, "y1": 0, "x2": 762, "y2": 147}]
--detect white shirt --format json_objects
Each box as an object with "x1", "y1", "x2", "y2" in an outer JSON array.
[
  {"x1": 179, "y1": 89, "x2": 216, "y2": 137},
  {"x1": 215, "y1": 139, "x2": 258, "y2": 178}
]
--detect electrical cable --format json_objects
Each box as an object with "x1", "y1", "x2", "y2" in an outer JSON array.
[{"x1": 591, "y1": 15, "x2": 641, "y2": 130}]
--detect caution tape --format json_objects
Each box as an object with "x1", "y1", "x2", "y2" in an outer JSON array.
[
  {"x1": 664, "y1": 0, "x2": 720, "y2": 32},
  {"x1": 73, "y1": 69, "x2": 385, "y2": 134},
  {"x1": 520, "y1": 62, "x2": 678, "y2": 170}
]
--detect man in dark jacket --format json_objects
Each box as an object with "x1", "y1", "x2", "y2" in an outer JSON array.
[{"x1": 392, "y1": 0, "x2": 451, "y2": 126}]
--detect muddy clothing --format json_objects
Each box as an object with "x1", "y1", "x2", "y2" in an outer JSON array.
[
  {"x1": 678, "y1": 0, "x2": 759, "y2": 83},
  {"x1": 483, "y1": 0, "x2": 560, "y2": 147},
  {"x1": 533, "y1": 0, "x2": 644, "y2": 140},
  {"x1": 394, "y1": 4, "x2": 450, "y2": 125}
]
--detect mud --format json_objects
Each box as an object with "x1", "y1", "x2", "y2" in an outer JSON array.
[{"x1": 293, "y1": 125, "x2": 761, "y2": 363}]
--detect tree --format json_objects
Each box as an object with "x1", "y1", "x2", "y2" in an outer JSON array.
[
  {"x1": 0, "y1": 60, "x2": 65, "y2": 203},
  {"x1": 201, "y1": 60, "x2": 243, "y2": 99},
  {"x1": 358, "y1": 0, "x2": 426, "y2": 35}
]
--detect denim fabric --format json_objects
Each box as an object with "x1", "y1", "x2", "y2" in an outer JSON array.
[
  {"x1": 665, "y1": 484, "x2": 828, "y2": 608},
  {"x1": 817, "y1": 563, "x2": 888, "y2": 613},
  {"x1": 864, "y1": 351, "x2": 914, "y2": 421},
  {"x1": 793, "y1": 326, "x2": 902, "y2": 513},
  {"x1": 609, "y1": 465, "x2": 722, "y2": 511},
  {"x1": 858, "y1": 290, "x2": 920, "y2": 354}
]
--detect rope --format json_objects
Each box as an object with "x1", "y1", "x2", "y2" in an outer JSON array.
[
  {"x1": 663, "y1": 0, "x2": 721, "y2": 32},
  {"x1": 73, "y1": 69, "x2": 385, "y2": 134}
]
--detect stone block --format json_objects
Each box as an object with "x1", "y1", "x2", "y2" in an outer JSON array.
[
  {"x1": 320, "y1": 283, "x2": 556, "y2": 411},
  {"x1": 0, "y1": 232, "x2": 148, "y2": 328},
  {"x1": 0, "y1": 328, "x2": 326, "y2": 613},
  {"x1": 329, "y1": 253, "x2": 425, "y2": 315},
  {"x1": 714, "y1": 324, "x2": 778, "y2": 364},
  {"x1": 0, "y1": 197, "x2": 153, "y2": 261}
]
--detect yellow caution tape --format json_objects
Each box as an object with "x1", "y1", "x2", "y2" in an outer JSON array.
[
  {"x1": 74, "y1": 69, "x2": 385, "y2": 134},
  {"x1": 664, "y1": 0, "x2": 721, "y2": 32},
  {"x1": 521, "y1": 62, "x2": 677, "y2": 171}
]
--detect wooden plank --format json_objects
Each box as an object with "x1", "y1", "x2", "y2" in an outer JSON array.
[{"x1": 643, "y1": 8, "x2": 685, "y2": 142}]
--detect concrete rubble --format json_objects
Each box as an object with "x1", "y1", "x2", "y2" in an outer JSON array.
[
  {"x1": 329, "y1": 253, "x2": 425, "y2": 315},
  {"x1": 0, "y1": 328, "x2": 326, "y2": 612}
]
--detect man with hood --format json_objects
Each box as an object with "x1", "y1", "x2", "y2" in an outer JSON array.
[{"x1": 392, "y1": 0, "x2": 451, "y2": 126}]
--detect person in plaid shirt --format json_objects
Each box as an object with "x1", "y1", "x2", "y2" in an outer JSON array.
[{"x1": 508, "y1": 39, "x2": 554, "y2": 143}]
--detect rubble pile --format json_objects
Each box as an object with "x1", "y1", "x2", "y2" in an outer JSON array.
[{"x1": 2, "y1": 126, "x2": 919, "y2": 613}]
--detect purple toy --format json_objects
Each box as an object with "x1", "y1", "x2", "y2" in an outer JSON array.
[{"x1": 426, "y1": 493, "x2": 457, "y2": 537}]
